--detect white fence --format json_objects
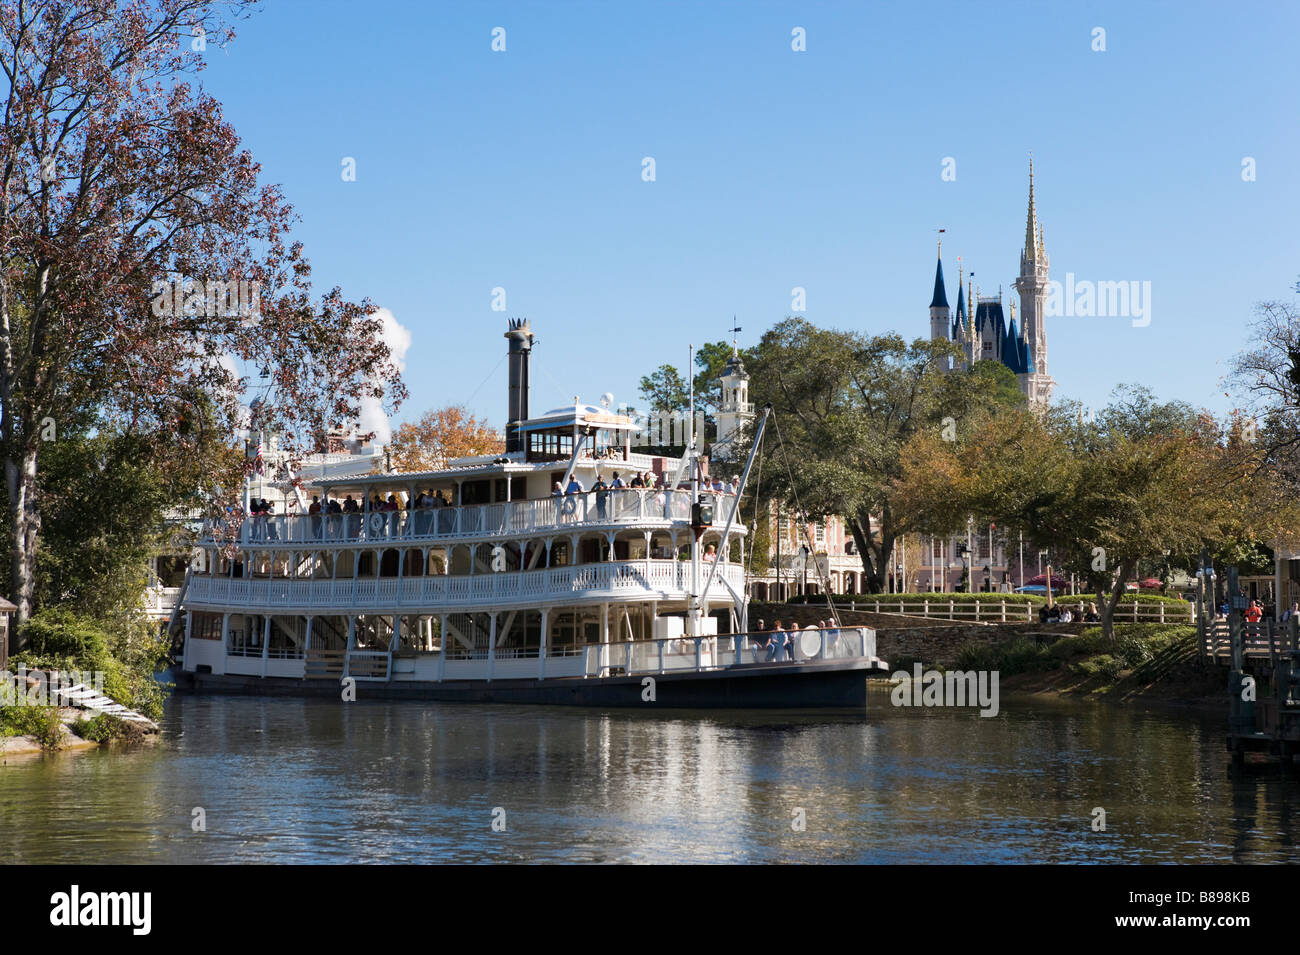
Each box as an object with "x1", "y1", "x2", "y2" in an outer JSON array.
[{"x1": 835, "y1": 597, "x2": 1196, "y2": 624}]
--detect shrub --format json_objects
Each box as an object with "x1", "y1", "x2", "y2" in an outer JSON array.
[
  {"x1": 888, "y1": 655, "x2": 944, "y2": 674},
  {"x1": 13, "y1": 610, "x2": 169, "y2": 721},
  {"x1": 69, "y1": 713, "x2": 132, "y2": 743},
  {"x1": 1074, "y1": 654, "x2": 1125, "y2": 681},
  {"x1": 953, "y1": 637, "x2": 1054, "y2": 676},
  {"x1": 954, "y1": 643, "x2": 1000, "y2": 671},
  {"x1": 0, "y1": 705, "x2": 65, "y2": 749}
]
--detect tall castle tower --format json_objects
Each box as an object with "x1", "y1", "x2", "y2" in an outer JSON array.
[
  {"x1": 926, "y1": 159, "x2": 1052, "y2": 405},
  {"x1": 1013, "y1": 159, "x2": 1055, "y2": 405},
  {"x1": 929, "y1": 243, "x2": 950, "y2": 353}
]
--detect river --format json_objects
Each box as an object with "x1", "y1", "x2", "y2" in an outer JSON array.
[{"x1": 1, "y1": 688, "x2": 1295, "y2": 863}]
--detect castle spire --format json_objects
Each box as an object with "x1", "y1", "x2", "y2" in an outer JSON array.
[
  {"x1": 930, "y1": 250, "x2": 948, "y2": 309},
  {"x1": 1024, "y1": 155, "x2": 1039, "y2": 262}
]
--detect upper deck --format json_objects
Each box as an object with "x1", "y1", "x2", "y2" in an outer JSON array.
[{"x1": 202, "y1": 488, "x2": 742, "y2": 548}]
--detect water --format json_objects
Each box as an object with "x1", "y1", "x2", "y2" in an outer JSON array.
[{"x1": 1, "y1": 689, "x2": 1295, "y2": 863}]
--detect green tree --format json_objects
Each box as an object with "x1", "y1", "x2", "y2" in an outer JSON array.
[
  {"x1": 897, "y1": 387, "x2": 1265, "y2": 641},
  {"x1": 744, "y1": 318, "x2": 1002, "y2": 593},
  {"x1": 638, "y1": 365, "x2": 689, "y2": 413}
]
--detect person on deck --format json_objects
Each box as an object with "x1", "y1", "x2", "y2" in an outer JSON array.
[
  {"x1": 592, "y1": 474, "x2": 609, "y2": 520},
  {"x1": 770, "y1": 621, "x2": 787, "y2": 662},
  {"x1": 1245, "y1": 600, "x2": 1263, "y2": 624}
]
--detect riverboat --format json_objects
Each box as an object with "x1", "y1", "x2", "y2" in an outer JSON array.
[{"x1": 175, "y1": 320, "x2": 888, "y2": 706}]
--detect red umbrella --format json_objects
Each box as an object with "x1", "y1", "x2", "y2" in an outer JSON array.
[{"x1": 1025, "y1": 572, "x2": 1067, "y2": 587}]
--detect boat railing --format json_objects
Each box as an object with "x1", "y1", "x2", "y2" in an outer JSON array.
[
  {"x1": 204, "y1": 489, "x2": 738, "y2": 547},
  {"x1": 186, "y1": 559, "x2": 747, "y2": 610},
  {"x1": 581, "y1": 626, "x2": 877, "y2": 677}
]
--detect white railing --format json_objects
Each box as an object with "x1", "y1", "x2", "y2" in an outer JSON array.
[
  {"x1": 836, "y1": 597, "x2": 1196, "y2": 624},
  {"x1": 204, "y1": 490, "x2": 738, "y2": 548},
  {"x1": 185, "y1": 559, "x2": 747, "y2": 610}
]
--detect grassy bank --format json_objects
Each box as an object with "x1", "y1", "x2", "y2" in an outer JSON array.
[{"x1": 946, "y1": 624, "x2": 1222, "y2": 705}]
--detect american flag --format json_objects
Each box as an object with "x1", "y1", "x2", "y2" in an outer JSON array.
[{"x1": 254, "y1": 437, "x2": 264, "y2": 475}]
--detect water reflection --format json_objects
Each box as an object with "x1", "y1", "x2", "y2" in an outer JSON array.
[{"x1": 0, "y1": 690, "x2": 1296, "y2": 863}]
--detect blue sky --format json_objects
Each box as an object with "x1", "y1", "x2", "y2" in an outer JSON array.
[{"x1": 200, "y1": 0, "x2": 1299, "y2": 435}]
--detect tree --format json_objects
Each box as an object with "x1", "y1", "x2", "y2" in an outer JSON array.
[
  {"x1": 387, "y1": 405, "x2": 503, "y2": 472},
  {"x1": 638, "y1": 364, "x2": 689, "y2": 413},
  {"x1": 0, "y1": 1, "x2": 406, "y2": 631},
  {"x1": 691, "y1": 340, "x2": 737, "y2": 417},
  {"x1": 896, "y1": 387, "x2": 1271, "y2": 641},
  {"x1": 1230, "y1": 300, "x2": 1300, "y2": 488},
  {"x1": 27, "y1": 395, "x2": 235, "y2": 617},
  {"x1": 744, "y1": 317, "x2": 1009, "y2": 593}
]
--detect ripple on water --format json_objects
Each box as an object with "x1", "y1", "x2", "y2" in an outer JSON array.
[{"x1": 0, "y1": 695, "x2": 1294, "y2": 863}]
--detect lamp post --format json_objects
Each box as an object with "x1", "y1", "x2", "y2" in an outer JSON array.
[
  {"x1": 983, "y1": 564, "x2": 991, "y2": 594},
  {"x1": 957, "y1": 542, "x2": 970, "y2": 593},
  {"x1": 800, "y1": 544, "x2": 809, "y2": 598}
]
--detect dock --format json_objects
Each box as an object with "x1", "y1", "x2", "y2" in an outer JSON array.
[{"x1": 1203, "y1": 568, "x2": 1300, "y2": 765}]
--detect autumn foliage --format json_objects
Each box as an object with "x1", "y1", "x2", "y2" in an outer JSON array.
[
  {"x1": 387, "y1": 405, "x2": 503, "y2": 473},
  {"x1": 0, "y1": 1, "x2": 406, "y2": 627}
]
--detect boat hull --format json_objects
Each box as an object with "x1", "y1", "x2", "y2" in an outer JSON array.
[{"x1": 175, "y1": 658, "x2": 883, "y2": 708}]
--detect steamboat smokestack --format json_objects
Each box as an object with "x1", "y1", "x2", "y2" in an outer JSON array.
[{"x1": 504, "y1": 318, "x2": 533, "y2": 453}]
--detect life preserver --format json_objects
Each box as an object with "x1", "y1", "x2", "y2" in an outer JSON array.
[{"x1": 369, "y1": 513, "x2": 386, "y2": 534}]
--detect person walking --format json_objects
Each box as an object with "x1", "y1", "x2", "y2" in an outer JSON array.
[{"x1": 1245, "y1": 599, "x2": 1263, "y2": 624}]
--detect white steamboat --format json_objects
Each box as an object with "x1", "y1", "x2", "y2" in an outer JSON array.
[{"x1": 177, "y1": 320, "x2": 887, "y2": 706}]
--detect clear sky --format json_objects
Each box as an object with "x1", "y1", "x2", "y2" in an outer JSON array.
[{"x1": 198, "y1": 0, "x2": 1299, "y2": 437}]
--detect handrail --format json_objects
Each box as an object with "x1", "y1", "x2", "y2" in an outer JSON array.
[
  {"x1": 185, "y1": 558, "x2": 748, "y2": 610},
  {"x1": 202, "y1": 489, "x2": 740, "y2": 548},
  {"x1": 577, "y1": 626, "x2": 876, "y2": 678}
]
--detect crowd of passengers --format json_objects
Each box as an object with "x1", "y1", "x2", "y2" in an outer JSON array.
[{"x1": 242, "y1": 474, "x2": 739, "y2": 541}]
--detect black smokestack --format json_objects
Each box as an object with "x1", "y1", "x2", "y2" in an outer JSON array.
[{"x1": 504, "y1": 318, "x2": 533, "y2": 453}]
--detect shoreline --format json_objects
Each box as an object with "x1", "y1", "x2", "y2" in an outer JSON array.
[{"x1": 0, "y1": 707, "x2": 159, "y2": 757}]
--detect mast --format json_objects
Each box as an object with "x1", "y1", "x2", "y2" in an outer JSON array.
[
  {"x1": 698, "y1": 405, "x2": 771, "y2": 614},
  {"x1": 688, "y1": 344, "x2": 701, "y2": 637}
]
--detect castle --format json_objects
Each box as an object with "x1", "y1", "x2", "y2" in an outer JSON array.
[
  {"x1": 713, "y1": 164, "x2": 1063, "y2": 598},
  {"x1": 929, "y1": 160, "x2": 1055, "y2": 405}
]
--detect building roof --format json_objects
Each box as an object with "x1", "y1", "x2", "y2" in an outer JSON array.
[
  {"x1": 930, "y1": 256, "x2": 948, "y2": 309},
  {"x1": 514, "y1": 401, "x2": 641, "y2": 433}
]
